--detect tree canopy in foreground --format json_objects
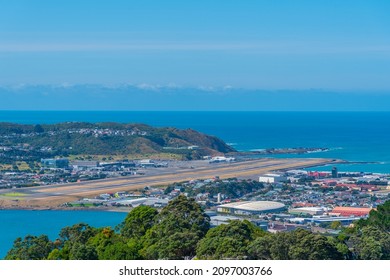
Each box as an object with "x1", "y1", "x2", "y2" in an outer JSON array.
[{"x1": 5, "y1": 198, "x2": 390, "y2": 260}]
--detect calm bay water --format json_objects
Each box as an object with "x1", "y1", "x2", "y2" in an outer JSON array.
[
  {"x1": 0, "y1": 111, "x2": 389, "y2": 258},
  {"x1": 0, "y1": 210, "x2": 127, "y2": 258}
]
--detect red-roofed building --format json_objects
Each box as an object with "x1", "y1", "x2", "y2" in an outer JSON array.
[
  {"x1": 323, "y1": 180, "x2": 337, "y2": 186},
  {"x1": 308, "y1": 171, "x2": 329, "y2": 179},
  {"x1": 331, "y1": 206, "x2": 373, "y2": 217},
  {"x1": 336, "y1": 183, "x2": 379, "y2": 192}
]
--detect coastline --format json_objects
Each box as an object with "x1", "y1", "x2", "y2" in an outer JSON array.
[
  {"x1": 228, "y1": 147, "x2": 330, "y2": 156},
  {"x1": 0, "y1": 157, "x2": 335, "y2": 210},
  {"x1": 0, "y1": 205, "x2": 132, "y2": 213}
]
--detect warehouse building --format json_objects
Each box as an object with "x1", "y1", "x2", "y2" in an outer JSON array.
[
  {"x1": 331, "y1": 206, "x2": 373, "y2": 217},
  {"x1": 259, "y1": 173, "x2": 287, "y2": 183},
  {"x1": 71, "y1": 160, "x2": 99, "y2": 169},
  {"x1": 310, "y1": 216, "x2": 361, "y2": 225},
  {"x1": 289, "y1": 207, "x2": 326, "y2": 216}
]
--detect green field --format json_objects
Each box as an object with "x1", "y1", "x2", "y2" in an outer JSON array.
[
  {"x1": 0, "y1": 192, "x2": 27, "y2": 200},
  {"x1": 0, "y1": 192, "x2": 27, "y2": 197}
]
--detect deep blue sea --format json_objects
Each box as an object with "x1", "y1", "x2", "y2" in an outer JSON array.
[
  {"x1": 0, "y1": 111, "x2": 390, "y2": 258},
  {"x1": 1, "y1": 111, "x2": 389, "y2": 173}
]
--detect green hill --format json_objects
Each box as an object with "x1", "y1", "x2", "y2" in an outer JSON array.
[{"x1": 0, "y1": 122, "x2": 235, "y2": 159}]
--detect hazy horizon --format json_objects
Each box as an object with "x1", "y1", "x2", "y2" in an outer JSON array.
[
  {"x1": 1, "y1": 1, "x2": 389, "y2": 111},
  {"x1": 1, "y1": 84, "x2": 390, "y2": 111},
  {"x1": 1, "y1": 1, "x2": 390, "y2": 90}
]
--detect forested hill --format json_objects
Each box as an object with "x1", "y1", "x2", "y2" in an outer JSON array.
[{"x1": 0, "y1": 122, "x2": 235, "y2": 159}]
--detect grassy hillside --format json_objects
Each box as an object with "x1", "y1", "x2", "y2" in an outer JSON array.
[{"x1": 0, "y1": 122, "x2": 235, "y2": 159}]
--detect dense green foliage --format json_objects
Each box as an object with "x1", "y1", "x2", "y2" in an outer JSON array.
[
  {"x1": 5, "y1": 235, "x2": 55, "y2": 260},
  {"x1": 341, "y1": 200, "x2": 390, "y2": 260},
  {"x1": 355, "y1": 200, "x2": 390, "y2": 231},
  {"x1": 186, "y1": 179, "x2": 265, "y2": 198},
  {"x1": 141, "y1": 195, "x2": 210, "y2": 259},
  {"x1": 120, "y1": 205, "x2": 158, "y2": 239},
  {"x1": 349, "y1": 226, "x2": 390, "y2": 260},
  {"x1": 247, "y1": 229, "x2": 343, "y2": 260},
  {"x1": 5, "y1": 198, "x2": 390, "y2": 260},
  {"x1": 197, "y1": 220, "x2": 265, "y2": 259}
]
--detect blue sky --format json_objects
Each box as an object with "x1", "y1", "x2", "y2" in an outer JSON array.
[{"x1": 0, "y1": 0, "x2": 390, "y2": 110}]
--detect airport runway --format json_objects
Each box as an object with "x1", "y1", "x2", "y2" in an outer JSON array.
[{"x1": 0, "y1": 158, "x2": 334, "y2": 208}]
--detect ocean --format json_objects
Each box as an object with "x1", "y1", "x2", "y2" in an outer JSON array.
[
  {"x1": 0, "y1": 111, "x2": 389, "y2": 258},
  {"x1": 1, "y1": 111, "x2": 389, "y2": 173}
]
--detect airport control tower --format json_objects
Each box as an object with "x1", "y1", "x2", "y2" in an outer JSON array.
[{"x1": 332, "y1": 166, "x2": 338, "y2": 178}]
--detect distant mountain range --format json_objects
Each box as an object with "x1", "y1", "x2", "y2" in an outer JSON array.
[{"x1": 1, "y1": 84, "x2": 389, "y2": 111}]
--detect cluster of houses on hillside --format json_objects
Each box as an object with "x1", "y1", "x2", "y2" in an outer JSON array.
[{"x1": 65, "y1": 128, "x2": 147, "y2": 137}]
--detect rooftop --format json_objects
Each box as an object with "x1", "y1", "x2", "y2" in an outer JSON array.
[
  {"x1": 219, "y1": 200, "x2": 285, "y2": 211},
  {"x1": 262, "y1": 173, "x2": 284, "y2": 177}
]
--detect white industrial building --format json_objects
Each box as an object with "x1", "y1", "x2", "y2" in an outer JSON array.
[
  {"x1": 209, "y1": 156, "x2": 235, "y2": 163},
  {"x1": 138, "y1": 159, "x2": 156, "y2": 167},
  {"x1": 113, "y1": 197, "x2": 169, "y2": 207},
  {"x1": 71, "y1": 160, "x2": 99, "y2": 170},
  {"x1": 259, "y1": 173, "x2": 287, "y2": 183},
  {"x1": 289, "y1": 207, "x2": 326, "y2": 216},
  {"x1": 217, "y1": 200, "x2": 286, "y2": 215}
]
